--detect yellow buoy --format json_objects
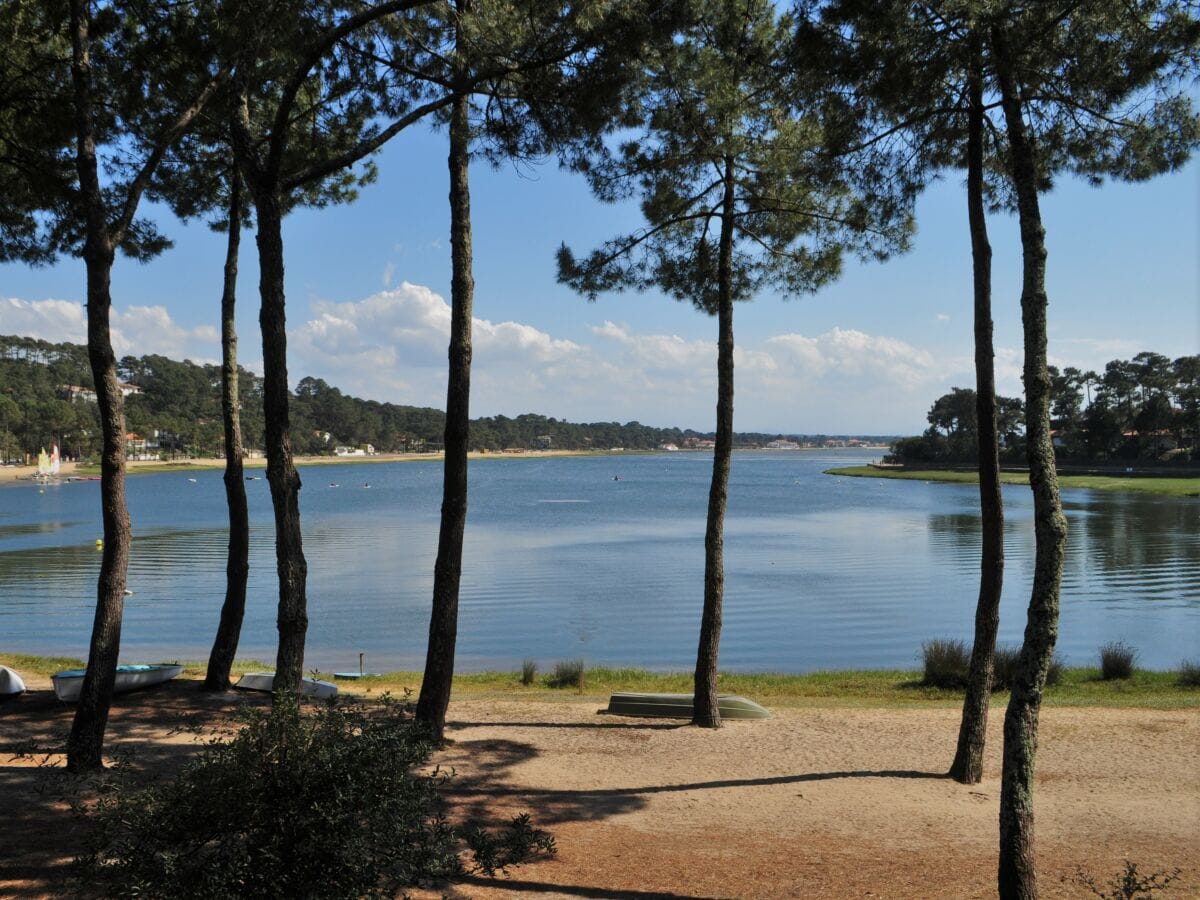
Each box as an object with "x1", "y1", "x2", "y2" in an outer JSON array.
[{"x1": 95, "y1": 538, "x2": 104, "y2": 547}]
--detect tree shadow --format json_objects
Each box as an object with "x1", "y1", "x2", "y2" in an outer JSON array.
[{"x1": 457, "y1": 874, "x2": 711, "y2": 899}]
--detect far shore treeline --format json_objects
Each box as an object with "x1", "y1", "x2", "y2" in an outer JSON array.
[
  {"x1": 0, "y1": 334, "x2": 894, "y2": 460},
  {"x1": 889, "y1": 352, "x2": 1198, "y2": 467}
]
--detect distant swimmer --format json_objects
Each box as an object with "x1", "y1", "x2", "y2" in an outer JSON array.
[
  {"x1": 362, "y1": 483, "x2": 371, "y2": 488},
  {"x1": 612, "y1": 475, "x2": 620, "y2": 481},
  {"x1": 329, "y1": 483, "x2": 339, "y2": 487}
]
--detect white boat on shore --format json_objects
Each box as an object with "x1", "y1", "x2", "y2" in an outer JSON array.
[
  {"x1": 235, "y1": 672, "x2": 338, "y2": 700},
  {"x1": 52, "y1": 663, "x2": 184, "y2": 702},
  {"x1": 1, "y1": 665, "x2": 26, "y2": 698}
]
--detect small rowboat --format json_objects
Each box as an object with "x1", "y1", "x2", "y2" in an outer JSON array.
[
  {"x1": 605, "y1": 692, "x2": 770, "y2": 720},
  {"x1": 236, "y1": 672, "x2": 338, "y2": 700},
  {"x1": 1, "y1": 665, "x2": 26, "y2": 699},
  {"x1": 52, "y1": 663, "x2": 183, "y2": 702}
]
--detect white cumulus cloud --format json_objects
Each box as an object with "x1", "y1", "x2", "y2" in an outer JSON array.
[{"x1": 0, "y1": 297, "x2": 218, "y2": 363}]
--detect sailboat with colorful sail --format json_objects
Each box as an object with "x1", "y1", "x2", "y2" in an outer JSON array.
[{"x1": 34, "y1": 445, "x2": 61, "y2": 484}]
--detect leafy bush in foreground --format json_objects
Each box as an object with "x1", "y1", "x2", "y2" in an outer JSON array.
[{"x1": 76, "y1": 696, "x2": 553, "y2": 899}]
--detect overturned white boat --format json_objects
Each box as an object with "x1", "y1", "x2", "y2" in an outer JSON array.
[
  {"x1": 0, "y1": 665, "x2": 26, "y2": 698},
  {"x1": 52, "y1": 663, "x2": 183, "y2": 702},
  {"x1": 235, "y1": 672, "x2": 338, "y2": 700}
]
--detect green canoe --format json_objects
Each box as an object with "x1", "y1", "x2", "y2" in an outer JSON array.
[{"x1": 605, "y1": 692, "x2": 770, "y2": 720}]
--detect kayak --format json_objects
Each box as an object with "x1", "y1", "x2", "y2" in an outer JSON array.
[
  {"x1": 52, "y1": 663, "x2": 183, "y2": 702},
  {"x1": 235, "y1": 672, "x2": 338, "y2": 700},
  {"x1": 605, "y1": 692, "x2": 770, "y2": 720}
]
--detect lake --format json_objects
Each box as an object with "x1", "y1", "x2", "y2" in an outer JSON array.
[{"x1": 1, "y1": 449, "x2": 1197, "y2": 673}]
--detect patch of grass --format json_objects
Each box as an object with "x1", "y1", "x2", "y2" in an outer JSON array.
[
  {"x1": 521, "y1": 659, "x2": 538, "y2": 686},
  {"x1": 548, "y1": 658, "x2": 586, "y2": 690},
  {"x1": 824, "y1": 466, "x2": 1200, "y2": 498},
  {"x1": 1178, "y1": 660, "x2": 1200, "y2": 688},
  {"x1": 4, "y1": 654, "x2": 1196, "y2": 709},
  {"x1": 1099, "y1": 641, "x2": 1138, "y2": 680},
  {"x1": 0, "y1": 652, "x2": 86, "y2": 675},
  {"x1": 921, "y1": 638, "x2": 970, "y2": 689}
]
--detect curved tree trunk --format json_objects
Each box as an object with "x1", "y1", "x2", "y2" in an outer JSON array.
[
  {"x1": 693, "y1": 155, "x2": 736, "y2": 729},
  {"x1": 991, "y1": 25, "x2": 1069, "y2": 900},
  {"x1": 65, "y1": 0, "x2": 132, "y2": 773},
  {"x1": 950, "y1": 38, "x2": 1004, "y2": 785},
  {"x1": 204, "y1": 175, "x2": 250, "y2": 692},
  {"x1": 416, "y1": 77, "x2": 473, "y2": 741}
]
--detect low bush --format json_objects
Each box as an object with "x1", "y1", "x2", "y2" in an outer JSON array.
[
  {"x1": 549, "y1": 658, "x2": 586, "y2": 690},
  {"x1": 921, "y1": 639, "x2": 969, "y2": 689},
  {"x1": 1099, "y1": 641, "x2": 1137, "y2": 680},
  {"x1": 76, "y1": 696, "x2": 553, "y2": 899},
  {"x1": 521, "y1": 659, "x2": 538, "y2": 686},
  {"x1": 991, "y1": 645, "x2": 1063, "y2": 691},
  {"x1": 1177, "y1": 660, "x2": 1200, "y2": 687},
  {"x1": 1067, "y1": 859, "x2": 1181, "y2": 899}
]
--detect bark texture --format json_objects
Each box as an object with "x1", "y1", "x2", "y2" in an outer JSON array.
[
  {"x1": 416, "y1": 79, "x2": 473, "y2": 741},
  {"x1": 692, "y1": 156, "x2": 736, "y2": 729},
  {"x1": 253, "y1": 189, "x2": 309, "y2": 696},
  {"x1": 204, "y1": 177, "x2": 250, "y2": 692},
  {"x1": 950, "y1": 41, "x2": 1004, "y2": 785},
  {"x1": 65, "y1": 0, "x2": 131, "y2": 772},
  {"x1": 992, "y1": 25, "x2": 1069, "y2": 900}
]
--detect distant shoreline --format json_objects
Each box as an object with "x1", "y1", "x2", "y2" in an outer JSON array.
[
  {"x1": 0, "y1": 449, "x2": 608, "y2": 486},
  {"x1": 824, "y1": 465, "x2": 1200, "y2": 497},
  {"x1": 1, "y1": 445, "x2": 886, "y2": 487}
]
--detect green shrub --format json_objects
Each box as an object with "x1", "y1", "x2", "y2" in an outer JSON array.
[
  {"x1": 521, "y1": 658, "x2": 538, "y2": 686},
  {"x1": 991, "y1": 645, "x2": 1063, "y2": 690},
  {"x1": 1177, "y1": 659, "x2": 1200, "y2": 687},
  {"x1": 76, "y1": 696, "x2": 553, "y2": 899},
  {"x1": 1099, "y1": 641, "x2": 1137, "y2": 680},
  {"x1": 549, "y1": 658, "x2": 586, "y2": 690},
  {"x1": 921, "y1": 639, "x2": 969, "y2": 689}
]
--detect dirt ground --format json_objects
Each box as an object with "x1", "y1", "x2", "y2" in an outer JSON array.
[{"x1": 1, "y1": 680, "x2": 1196, "y2": 899}]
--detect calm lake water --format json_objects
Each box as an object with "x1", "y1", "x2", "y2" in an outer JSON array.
[{"x1": 1, "y1": 450, "x2": 1197, "y2": 672}]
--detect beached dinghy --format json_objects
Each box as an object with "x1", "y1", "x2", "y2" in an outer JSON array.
[
  {"x1": 605, "y1": 692, "x2": 770, "y2": 720},
  {"x1": 52, "y1": 663, "x2": 183, "y2": 702},
  {"x1": 0, "y1": 665, "x2": 27, "y2": 698},
  {"x1": 236, "y1": 672, "x2": 338, "y2": 700}
]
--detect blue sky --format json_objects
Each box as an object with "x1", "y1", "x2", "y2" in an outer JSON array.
[{"x1": 1, "y1": 122, "x2": 1196, "y2": 435}]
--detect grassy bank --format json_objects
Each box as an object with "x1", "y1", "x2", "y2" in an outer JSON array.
[
  {"x1": 6, "y1": 654, "x2": 1195, "y2": 710},
  {"x1": 825, "y1": 465, "x2": 1200, "y2": 498}
]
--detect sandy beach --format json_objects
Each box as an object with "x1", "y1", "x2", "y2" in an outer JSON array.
[
  {"x1": 1, "y1": 678, "x2": 1195, "y2": 899},
  {"x1": 0, "y1": 449, "x2": 608, "y2": 486}
]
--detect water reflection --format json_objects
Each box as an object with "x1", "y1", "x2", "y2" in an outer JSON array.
[{"x1": 0, "y1": 453, "x2": 1196, "y2": 671}]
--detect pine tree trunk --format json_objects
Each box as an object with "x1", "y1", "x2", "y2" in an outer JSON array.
[
  {"x1": 204, "y1": 175, "x2": 250, "y2": 692},
  {"x1": 992, "y1": 25, "x2": 1069, "y2": 899},
  {"x1": 416, "y1": 79, "x2": 473, "y2": 741},
  {"x1": 254, "y1": 189, "x2": 309, "y2": 697},
  {"x1": 66, "y1": 0, "x2": 131, "y2": 772},
  {"x1": 693, "y1": 156, "x2": 736, "y2": 729},
  {"x1": 950, "y1": 39, "x2": 1003, "y2": 785}
]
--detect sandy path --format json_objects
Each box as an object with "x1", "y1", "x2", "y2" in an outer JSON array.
[
  {"x1": 426, "y1": 699, "x2": 1198, "y2": 899},
  {"x1": 1, "y1": 687, "x2": 1196, "y2": 898}
]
